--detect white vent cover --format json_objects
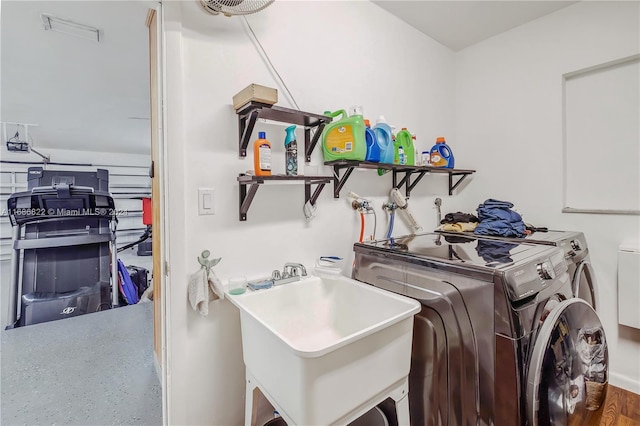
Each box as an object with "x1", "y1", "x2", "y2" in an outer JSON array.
[{"x1": 618, "y1": 243, "x2": 640, "y2": 329}]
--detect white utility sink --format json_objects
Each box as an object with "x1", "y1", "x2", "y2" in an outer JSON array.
[{"x1": 228, "y1": 274, "x2": 420, "y2": 426}]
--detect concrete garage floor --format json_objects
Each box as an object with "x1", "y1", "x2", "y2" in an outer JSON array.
[{"x1": 1, "y1": 302, "x2": 162, "y2": 425}]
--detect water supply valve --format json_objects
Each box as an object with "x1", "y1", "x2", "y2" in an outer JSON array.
[
  {"x1": 349, "y1": 191, "x2": 372, "y2": 212},
  {"x1": 382, "y1": 201, "x2": 397, "y2": 212}
]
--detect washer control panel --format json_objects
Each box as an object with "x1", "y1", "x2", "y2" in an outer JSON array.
[
  {"x1": 537, "y1": 261, "x2": 556, "y2": 280},
  {"x1": 557, "y1": 232, "x2": 588, "y2": 261},
  {"x1": 504, "y1": 248, "x2": 568, "y2": 301}
]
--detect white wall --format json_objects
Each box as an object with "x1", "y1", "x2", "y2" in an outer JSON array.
[
  {"x1": 453, "y1": 1, "x2": 640, "y2": 392},
  {"x1": 162, "y1": 1, "x2": 456, "y2": 424},
  {"x1": 163, "y1": 1, "x2": 640, "y2": 423}
]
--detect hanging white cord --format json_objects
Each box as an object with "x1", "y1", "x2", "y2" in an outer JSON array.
[{"x1": 242, "y1": 16, "x2": 300, "y2": 111}]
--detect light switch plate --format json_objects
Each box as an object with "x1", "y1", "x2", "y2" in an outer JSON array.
[{"x1": 198, "y1": 188, "x2": 215, "y2": 215}]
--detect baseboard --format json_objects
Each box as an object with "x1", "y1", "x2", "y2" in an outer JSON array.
[{"x1": 610, "y1": 371, "x2": 640, "y2": 395}]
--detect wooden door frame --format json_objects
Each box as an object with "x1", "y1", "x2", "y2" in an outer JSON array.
[{"x1": 146, "y1": 5, "x2": 167, "y2": 424}]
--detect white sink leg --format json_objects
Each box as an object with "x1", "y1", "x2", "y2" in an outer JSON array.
[
  {"x1": 245, "y1": 371, "x2": 257, "y2": 426},
  {"x1": 247, "y1": 370, "x2": 411, "y2": 426},
  {"x1": 390, "y1": 377, "x2": 411, "y2": 426},
  {"x1": 245, "y1": 369, "x2": 295, "y2": 426},
  {"x1": 395, "y1": 393, "x2": 410, "y2": 426}
]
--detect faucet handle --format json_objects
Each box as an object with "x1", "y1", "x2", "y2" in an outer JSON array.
[
  {"x1": 271, "y1": 270, "x2": 281, "y2": 280},
  {"x1": 284, "y1": 262, "x2": 307, "y2": 277}
]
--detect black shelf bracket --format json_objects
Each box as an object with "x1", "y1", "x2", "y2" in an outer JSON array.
[
  {"x1": 236, "y1": 102, "x2": 331, "y2": 161},
  {"x1": 448, "y1": 172, "x2": 472, "y2": 196},
  {"x1": 305, "y1": 123, "x2": 327, "y2": 163},
  {"x1": 392, "y1": 170, "x2": 413, "y2": 193},
  {"x1": 238, "y1": 108, "x2": 261, "y2": 158},
  {"x1": 393, "y1": 170, "x2": 429, "y2": 198},
  {"x1": 305, "y1": 179, "x2": 329, "y2": 207},
  {"x1": 238, "y1": 177, "x2": 260, "y2": 221},
  {"x1": 331, "y1": 163, "x2": 356, "y2": 198},
  {"x1": 326, "y1": 160, "x2": 475, "y2": 199},
  {"x1": 238, "y1": 174, "x2": 331, "y2": 221}
]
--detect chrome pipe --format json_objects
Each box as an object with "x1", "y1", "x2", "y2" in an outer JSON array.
[{"x1": 435, "y1": 198, "x2": 442, "y2": 226}]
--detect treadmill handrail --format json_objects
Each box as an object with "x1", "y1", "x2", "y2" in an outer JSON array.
[
  {"x1": 14, "y1": 233, "x2": 114, "y2": 250},
  {"x1": 30, "y1": 185, "x2": 95, "y2": 194},
  {"x1": 9, "y1": 213, "x2": 118, "y2": 227}
]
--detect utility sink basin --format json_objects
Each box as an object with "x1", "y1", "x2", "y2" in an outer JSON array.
[{"x1": 228, "y1": 274, "x2": 420, "y2": 425}]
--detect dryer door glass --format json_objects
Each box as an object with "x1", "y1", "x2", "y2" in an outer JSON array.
[
  {"x1": 526, "y1": 298, "x2": 608, "y2": 426},
  {"x1": 573, "y1": 261, "x2": 598, "y2": 311}
]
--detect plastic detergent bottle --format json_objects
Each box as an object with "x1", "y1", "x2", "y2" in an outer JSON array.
[
  {"x1": 395, "y1": 128, "x2": 415, "y2": 165},
  {"x1": 253, "y1": 131, "x2": 271, "y2": 176},
  {"x1": 284, "y1": 125, "x2": 298, "y2": 176},
  {"x1": 429, "y1": 136, "x2": 455, "y2": 168},
  {"x1": 364, "y1": 119, "x2": 380, "y2": 163},
  {"x1": 398, "y1": 146, "x2": 406, "y2": 165},
  {"x1": 421, "y1": 150, "x2": 431, "y2": 166},
  {"x1": 373, "y1": 115, "x2": 395, "y2": 164},
  {"x1": 321, "y1": 107, "x2": 366, "y2": 162}
]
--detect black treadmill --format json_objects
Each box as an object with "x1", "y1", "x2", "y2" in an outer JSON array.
[{"x1": 6, "y1": 168, "x2": 119, "y2": 328}]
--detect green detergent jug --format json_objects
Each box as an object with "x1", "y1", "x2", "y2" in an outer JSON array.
[
  {"x1": 394, "y1": 128, "x2": 415, "y2": 165},
  {"x1": 321, "y1": 108, "x2": 366, "y2": 162}
]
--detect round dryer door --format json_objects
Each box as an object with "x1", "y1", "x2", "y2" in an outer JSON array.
[
  {"x1": 526, "y1": 298, "x2": 608, "y2": 426},
  {"x1": 573, "y1": 260, "x2": 598, "y2": 311}
]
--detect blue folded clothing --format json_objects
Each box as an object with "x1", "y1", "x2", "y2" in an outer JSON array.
[
  {"x1": 479, "y1": 198, "x2": 515, "y2": 209},
  {"x1": 474, "y1": 198, "x2": 526, "y2": 238},
  {"x1": 475, "y1": 220, "x2": 526, "y2": 238},
  {"x1": 476, "y1": 240, "x2": 519, "y2": 264}
]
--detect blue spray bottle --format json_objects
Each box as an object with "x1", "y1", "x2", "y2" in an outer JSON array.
[{"x1": 285, "y1": 125, "x2": 298, "y2": 176}]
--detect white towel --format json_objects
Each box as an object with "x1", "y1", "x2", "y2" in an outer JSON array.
[
  {"x1": 208, "y1": 270, "x2": 225, "y2": 300},
  {"x1": 188, "y1": 267, "x2": 224, "y2": 316}
]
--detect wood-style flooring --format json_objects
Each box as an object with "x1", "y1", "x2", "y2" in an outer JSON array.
[{"x1": 597, "y1": 385, "x2": 640, "y2": 426}]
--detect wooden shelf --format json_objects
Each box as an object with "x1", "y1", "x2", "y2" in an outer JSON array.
[
  {"x1": 234, "y1": 103, "x2": 475, "y2": 220},
  {"x1": 236, "y1": 102, "x2": 331, "y2": 162},
  {"x1": 237, "y1": 174, "x2": 332, "y2": 221},
  {"x1": 325, "y1": 160, "x2": 475, "y2": 198}
]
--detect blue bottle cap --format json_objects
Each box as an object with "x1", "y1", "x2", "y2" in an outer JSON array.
[{"x1": 258, "y1": 131, "x2": 266, "y2": 139}]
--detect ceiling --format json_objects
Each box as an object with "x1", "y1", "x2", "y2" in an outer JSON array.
[
  {"x1": 372, "y1": 1, "x2": 577, "y2": 51},
  {"x1": 1, "y1": 1, "x2": 154, "y2": 156}
]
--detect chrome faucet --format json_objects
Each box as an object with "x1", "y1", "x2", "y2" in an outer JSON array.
[
  {"x1": 284, "y1": 262, "x2": 307, "y2": 278},
  {"x1": 272, "y1": 262, "x2": 307, "y2": 286}
]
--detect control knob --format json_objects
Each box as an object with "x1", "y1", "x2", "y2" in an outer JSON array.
[
  {"x1": 537, "y1": 261, "x2": 556, "y2": 280},
  {"x1": 570, "y1": 240, "x2": 582, "y2": 251}
]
